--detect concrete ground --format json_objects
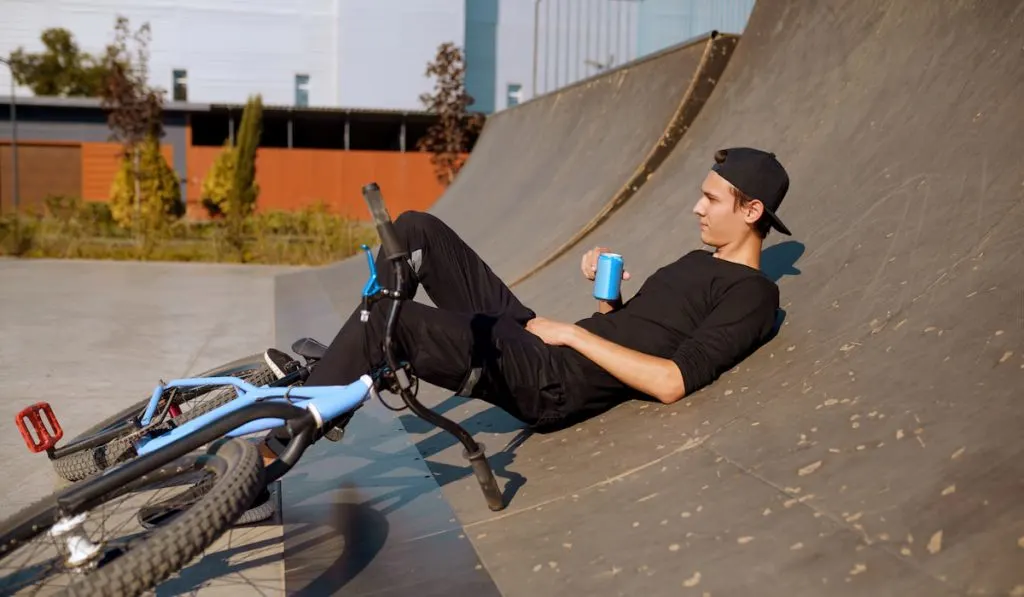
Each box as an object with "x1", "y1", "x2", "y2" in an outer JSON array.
[{"x1": 0, "y1": 257, "x2": 300, "y2": 595}]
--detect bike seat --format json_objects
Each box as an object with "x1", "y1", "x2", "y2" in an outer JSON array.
[{"x1": 291, "y1": 337, "x2": 327, "y2": 360}]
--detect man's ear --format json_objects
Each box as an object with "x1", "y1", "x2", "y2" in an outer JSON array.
[{"x1": 745, "y1": 200, "x2": 765, "y2": 224}]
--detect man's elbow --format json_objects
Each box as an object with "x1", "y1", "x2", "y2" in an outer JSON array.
[{"x1": 656, "y1": 363, "x2": 687, "y2": 404}]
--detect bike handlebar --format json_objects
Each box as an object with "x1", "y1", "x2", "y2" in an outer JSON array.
[{"x1": 362, "y1": 183, "x2": 407, "y2": 262}]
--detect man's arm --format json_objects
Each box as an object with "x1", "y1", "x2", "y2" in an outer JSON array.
[
  {"x1": 556, "y1": 277, "x2": 778, "y2": 405},
  {"x1": 564, "y1": 326, "x2": 684, "y2": 404}
]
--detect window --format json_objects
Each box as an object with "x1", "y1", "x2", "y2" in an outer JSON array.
[
  {"x1": 506, "y1": 83, "x2": 523, "y2": 108},
  {"x1": 172, "y1": 69, "x2": 187, "y2": 101},
  {"x1": 295, "y1": 74, "x2": 310, "y2": 107}
]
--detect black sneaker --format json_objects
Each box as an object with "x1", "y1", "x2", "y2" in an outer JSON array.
[{"x1": 264, "y1": 348, "x2": 300, "y2": 380}]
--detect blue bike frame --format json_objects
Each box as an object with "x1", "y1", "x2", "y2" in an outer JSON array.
[
  {"x1": 131, "y1": 243, "x2": 384, "y2": 456},
  {"x1": 135, "y1": 375, "x2": 373, "y2": 455}
]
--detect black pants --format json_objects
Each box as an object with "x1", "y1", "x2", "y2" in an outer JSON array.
[{"x1": 277, "y1": 211, "x2": 578, "y2": 435}]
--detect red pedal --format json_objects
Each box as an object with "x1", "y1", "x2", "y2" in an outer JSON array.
[{"x1": 15, "y1": 402, "x2": 63, "y2": 453}]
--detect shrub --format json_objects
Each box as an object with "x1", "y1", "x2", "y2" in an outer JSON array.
[
  {"x1": 108, "y1": 136, "x2": 184, "y2": 236},
  {"x1": 200, "y1": 141, "x2": 236, "y2": 217}
]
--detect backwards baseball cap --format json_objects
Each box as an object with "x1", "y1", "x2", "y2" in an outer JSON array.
[{"x1": 711, "y1": 147, "x2": 791, "y2": 236}]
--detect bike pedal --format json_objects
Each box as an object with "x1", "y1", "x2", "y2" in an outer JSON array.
[
  {"x1": 323, "y1": 426, "x2": 345, "y2": 442},
  {"x1": 15, "y1": 402, "x2": 64, "y2": 453}
]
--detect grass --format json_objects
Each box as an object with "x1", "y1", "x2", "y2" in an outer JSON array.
[{"x1": 0, "y1": 197, "x2": 379, "y2": 266}]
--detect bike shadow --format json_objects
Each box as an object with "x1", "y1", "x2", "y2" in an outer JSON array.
[
  {"x1": 284, "y1": 402, "x2": 530, "y2": 509},
  {"x1": 155, "y1": 497, "x2": 389, "y2": 596}
]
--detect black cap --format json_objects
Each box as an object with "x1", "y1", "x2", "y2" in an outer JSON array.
[{"x1": 711, "y1": 147, "x2": 791, "y2": 236}]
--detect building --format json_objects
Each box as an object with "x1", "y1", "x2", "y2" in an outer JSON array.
[
  {"x1": 0, "y1": 0, "x2": 473, "y2": 217},
  {"x1": 0, "y1": 1, "x2": 756, "y2": 216},
  {"x1": 0, "y1": 0, "x2": 466, "y2": 111},
  {"x1": 0, "y1": 96, "x2": 455, "y2": 218},
  {"x1": 467, "y1": 0, "x2": 757, "y2": 113},
  {"x1": 0, "y1": 1, "x2": 756, "y2": 114}
]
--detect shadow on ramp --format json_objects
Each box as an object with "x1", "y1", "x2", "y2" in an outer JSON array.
[
  {"x1": 761, "y1": 240, "x2": 805, "y2": 283},
  {"x1": 279, "y1": 498, "x2": 389, "y2": 596},
  {"x1": 155, "y1": 533, "x2": 286, "y2": 595},
  {"x1": 762, "y1": 240, "x2": 805, "y2": 335},
  {"x1": 276, "y1": 401, "x2": 502, "y2": 596}
]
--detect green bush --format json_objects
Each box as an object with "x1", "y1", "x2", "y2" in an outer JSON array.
[
  {"x1": 1, "y1": 198, "x2": 378, "y2": 265},
  {"x1": 0, "y1": 214, "x2": 39, "y2": 256},
  {"x1": 108, "y1": 136, "x2": 184, "y2": 236},
  {"x1": 200, "y1": 141, "x2": 236, "y2": 217}
]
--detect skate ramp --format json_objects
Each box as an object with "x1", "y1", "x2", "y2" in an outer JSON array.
[
  {"x1": 430, "y1": 31, "x2": 737, "y2": 284},
  {"x1": 267, "y1": 27, "x2": 740, "y2": 595},
  {"x1": 403, "y1": 1, "x2": 1024, "y2": 595}
]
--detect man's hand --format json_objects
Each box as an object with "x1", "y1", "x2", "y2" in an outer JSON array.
[
  {"x1": 581, "y1": 246, "x2": 630, "y2": 313},
  {"x1": 526, "y1": 315, "x2": 686, "y2": 404},
  {"x1": 580, "y1": 246, "x2": 631, "y2": 281},
  {"x1": 525, "y1": 316, "x2": 576, "y2": 346}
]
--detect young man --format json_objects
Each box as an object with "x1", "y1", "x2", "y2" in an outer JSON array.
[{"x1": 263, "y1": 146, "x2": 791, "y2": 448}]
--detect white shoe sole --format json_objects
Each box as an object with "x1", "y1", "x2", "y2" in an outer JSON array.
[{"x1": 263, "y1": 352, "x2": 288, "y2": 380}]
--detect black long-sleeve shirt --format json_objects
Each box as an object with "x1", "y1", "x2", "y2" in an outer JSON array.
[{"x1": 559, "y1": 249, "x2": 779, "y2": 406}]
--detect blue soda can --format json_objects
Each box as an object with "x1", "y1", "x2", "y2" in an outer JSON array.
[{"x1": 593, "y1": 253, "x2": 624, "y2": 301}]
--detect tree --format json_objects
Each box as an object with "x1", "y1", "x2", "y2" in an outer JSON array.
[
  {"x1": 228, "y1": 95, "x2": 262, "y2": 220},
  {"x1": 108, "y1": 136, "x2": 182, "y2": 235},
  {"x1": 417, "y1": 43, "x2": 484, "y2": 187},
  {"x1": 100, "y1": 17, "x2": 164, "y2": 147},
  {"x1": 200, "y1": 141, "x2": 237, "y2": 217},
  {"x1": 7, "y1": 28, "x2": 113, "y2": 97},
  {"x1": 224, "y1": 94, "x2": 263, "y2": 256},
  {"x1": 98, "y1": 16, "x2": 173, "y2": 243}
]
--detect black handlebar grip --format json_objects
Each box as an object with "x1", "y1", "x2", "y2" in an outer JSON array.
[
  {"x1": 465, "y1": 443, "x2": 505, "y2": 511},
  {"x1": 361, "y1": 182, "x2": 407, "y2": 262}
]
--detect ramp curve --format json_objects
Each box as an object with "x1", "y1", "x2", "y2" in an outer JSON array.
[
  {"x1": 429, "y1": 31, "x2": 737, "y2": 283},
  {"x1": 407, "y1": 1, "x2": 1024, "y2": 595}
]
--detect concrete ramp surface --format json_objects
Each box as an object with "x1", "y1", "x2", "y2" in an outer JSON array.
[
  {"x1": 414, "y1": 31, "x2": 736, "y2": 283},
  {"x1": 394, "y1": 1, "x2": 1024, "y2": 595}
]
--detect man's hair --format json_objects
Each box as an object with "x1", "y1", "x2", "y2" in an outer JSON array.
[{"x1": 731, "y1": 186, "x2": 772, "y2": 239}]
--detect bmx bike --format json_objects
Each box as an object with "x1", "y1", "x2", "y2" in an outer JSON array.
[{"x1": 0, "y1": 183, "x2": 504, "y2": 596}]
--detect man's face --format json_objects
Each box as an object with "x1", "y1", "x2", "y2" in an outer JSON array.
[{"x1": 692, "y1": 171, "x2": 762, "y2": 247}]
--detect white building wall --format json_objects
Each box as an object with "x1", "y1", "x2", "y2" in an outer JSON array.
[
  {"x1": 636, "y1": 0, "x2": 755, "y2": 56},
  {"x1": 335, "y1": 0, "x2": 464, "y2": 110},
  {"x1": 494, "y1": 0, "x2": 642, "y2": 108},
  {"x1": 494, "y1": 0, "x2": 535, "y2": 110},
  {"x1": 488, "y1": 0, "x2": 757, "y2": 113},
  {"x1": 0, "y1": 0, "x2": 464, "y2": 110}
]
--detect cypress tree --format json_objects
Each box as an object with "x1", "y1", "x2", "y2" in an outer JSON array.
[{"x1": 226, "y1": 94, "x2": 262, "y2": 256}]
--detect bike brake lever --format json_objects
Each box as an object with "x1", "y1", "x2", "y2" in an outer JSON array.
[{"x1": 361, "y1": 244, "x2": 382, "y2": 322}]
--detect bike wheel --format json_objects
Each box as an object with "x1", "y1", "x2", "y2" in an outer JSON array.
[
  {"x1": 51, "y1": 354, "x2": 271, "y2": 483},
  {"x1": 0, "y1": 438, "x2": 263, "y2": 596}
]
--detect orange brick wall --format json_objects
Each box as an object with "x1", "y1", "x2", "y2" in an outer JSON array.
[
  {"x1": 5, "y1": 137, "x2": 447, "y2": 218},
  {"x1": 81, "y1": 142, "x2": 175, "y2": 202},
  {"x1": 186, "y1": 146, "x2": 447, "y2": 221},
  {"x1": 0, "y1": 141, "x2": 81, "y2": 214}
]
